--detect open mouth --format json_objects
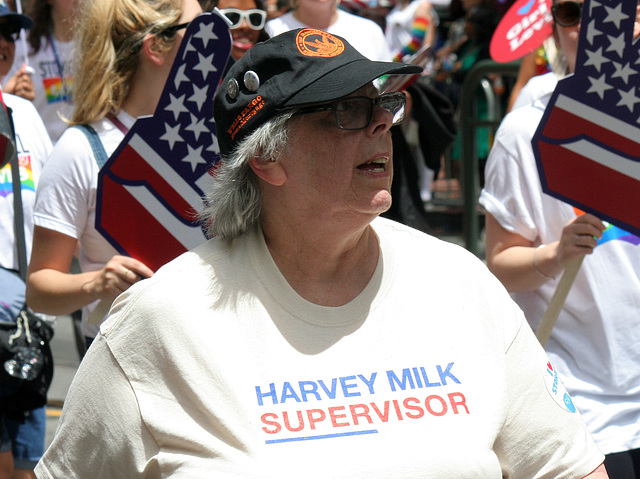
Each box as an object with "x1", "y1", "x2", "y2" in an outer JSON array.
[
  {"x1": 357, "y1": 158, "x2": 388, "y2": 173},
  {"x1": 232, "y1": 34, "x2": 255, "y2": 51}
]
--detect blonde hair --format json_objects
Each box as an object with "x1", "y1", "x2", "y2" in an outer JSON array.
[{"x1": 70, "y1": 0, "x2": 183, "y2": 125}]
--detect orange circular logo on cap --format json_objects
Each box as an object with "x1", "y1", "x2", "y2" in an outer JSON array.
[{"x1": 296, "y1": 29, "x2": 345, "y2": 57}]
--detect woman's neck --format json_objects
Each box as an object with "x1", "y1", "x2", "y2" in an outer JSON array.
[
  {"x1": 49, "y1": 12, "x2": 75, "y2": 42},
  {"x1": 263, "y1": 219, "x2": 380, "y2": 307}
]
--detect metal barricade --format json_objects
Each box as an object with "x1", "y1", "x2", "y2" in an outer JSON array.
[{"x1": 459, "y1": 59, "x2": 521, "y2": 257}]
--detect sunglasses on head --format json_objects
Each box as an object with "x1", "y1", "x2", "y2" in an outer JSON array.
[
  {"x1": 0, "y1": 24, "x2": 21, "y2": 43},
  {"x1": 219, "y1": 8, "x2": 267, "y2": 30},
  {"x1": 551, "y1": 1, "x2": 583, "y2": 27},
  {"x1": 161, "y1": 21, "x2": 190, "y2": 35}
]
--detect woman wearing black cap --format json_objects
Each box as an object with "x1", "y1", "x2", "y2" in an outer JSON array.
[{"x1": 36, "y1": 29, "x2": 606, "y2": 478}]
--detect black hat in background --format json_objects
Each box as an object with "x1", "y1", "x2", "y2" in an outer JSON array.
[
  {"x1": 214, "y1": 28, "x2": 422, "y2": 157},
  {"x1": 0, "y1": 0, "x2": 33, "y2": 29}
]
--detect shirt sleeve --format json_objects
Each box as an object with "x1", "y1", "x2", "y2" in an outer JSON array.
[
  {"x1": 479, "y1": 106, "x2": 546, "y2": 242},
  {"x1": 35, "y1": 334, "x2": 160, "y2": 478},
  {"x1": 33, "y1": 127, "x2": 96, "y2": 240},
  {"x1": 494, "y1": 314, "x2": 604, "y2": 479}
]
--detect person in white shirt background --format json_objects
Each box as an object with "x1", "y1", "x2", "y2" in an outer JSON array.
[
  {"x1": 0, "y1": 3, "x2": 53, "y2": 478},
  {"x1": 480, "y1": 0, "x2": 640, "y2": 476},
  {"x1": 3, "y1": 0, "x2": 77, "y2": 143},
  {"x1": 265, "y1": 0, "x2": 392, "y2": 60}
]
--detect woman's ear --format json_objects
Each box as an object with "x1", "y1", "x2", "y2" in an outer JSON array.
[
  {"x1": 141, "y1": 34, "x2": 167, "y2": 66},
  {"x1": 248, "y1": 156, "x2": 287, "y2": 187}
]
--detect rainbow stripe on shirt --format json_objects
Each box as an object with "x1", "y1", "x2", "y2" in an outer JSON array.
[
  {"x1": 0, "y1": 155, "x2": 35, "y2": 198},
  {"x1": 43, "y1": 76, "x2": 72, "y2": 103}
]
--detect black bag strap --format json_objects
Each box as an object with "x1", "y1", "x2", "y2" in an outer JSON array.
[
  {"x1": 7, "y1": 107, "x2": 27, "y2": 282},
  {"x1": 9, "y1": 124, "x2": 106, "y2": 282},
  {"x1": 74, "y1": 124, "x2": 108, "y2": 168}
]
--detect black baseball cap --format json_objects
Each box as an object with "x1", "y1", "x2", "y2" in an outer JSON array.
[
  {"x1": 0, "y1": 0, "x2": 33, "y2": 30},
  {"x1": 214, "y1": 28, "x2": 422, "y2": 157}
]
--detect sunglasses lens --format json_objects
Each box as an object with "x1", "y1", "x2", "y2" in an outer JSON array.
[
  {"x1": 248, "y1": 12, "x2": 266, "y2": 28},
  {"x1": 0, "y1": 26, "x2": 18, "y2": 42},
  {"x1": 553, "y1": 2, "x2": 581, "y2": 26},
  {"x1": 223, "y1": 11, "x2": 242, "y2": 27},
  {"x1": 379, "y1": 95, "x2": 405, "y2": 125},
  {"x1": 335, "y1": 98, "x2": 372, "y2": 130}
]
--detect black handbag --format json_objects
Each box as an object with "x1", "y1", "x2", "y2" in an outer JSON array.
[
  {"x1": 0, "y1": 291, "x2": 54, "y2": 417},
  {"x1": 0, "y1": 107, "x2": 54, "y2": 419}
]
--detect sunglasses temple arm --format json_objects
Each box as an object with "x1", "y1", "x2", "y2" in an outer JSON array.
[{"x1": 214, "y1": 7, "x2": 235, "y2": 29}]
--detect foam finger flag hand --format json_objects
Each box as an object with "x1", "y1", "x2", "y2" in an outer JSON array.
[
  {"x1": 533, "y1": 0, "x2": 640, "y2": 237},
  {"x1": 96, "y1": 12, "x2": 231, "y2": 272}
]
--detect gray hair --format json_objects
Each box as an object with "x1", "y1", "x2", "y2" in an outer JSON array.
[{"x1": 201, "y1": 111, "x2": 295, "y2": 240}]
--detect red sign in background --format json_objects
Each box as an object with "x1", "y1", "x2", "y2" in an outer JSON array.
[{"x1": 490, "y1": 0, "x2": 553, "y2": 63}]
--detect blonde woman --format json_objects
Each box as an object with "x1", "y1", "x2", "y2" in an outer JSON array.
[{"x1": 26, "y1": 0, "x2": 202, "y2": 347}]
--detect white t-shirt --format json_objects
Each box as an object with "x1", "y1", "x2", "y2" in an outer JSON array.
[
  {"x1": 511, "y1": 71, "x2": 559, "y2": 111},
  {"x1": 385, "y1": 0, "x2": 422, "y2": 50},
  {"x1": 385, "y1": 0, "x2": 428, "y2": 53},
  {"x1": 0, "y1": 93, "x2": 52, "y2": 270},
  {"x1": 266, "y1": 11, "x2": 392, "y2": 61},
  {"x1": 36, "y1": 218, "x2": 603, "y2": 478},
  {"x1": 480, "y1": 95, "x2": 640, "y2": 455},
  {"x1": 33, "y1": 111, "x2": 135, "y2": 337},
  {"x1": 5, "y1": 37, "x2": 75, "y2": 143}
]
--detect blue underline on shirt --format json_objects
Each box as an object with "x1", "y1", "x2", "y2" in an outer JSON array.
[{"x1": 265, "y1": 429, "x2": 378, "y2": 444}]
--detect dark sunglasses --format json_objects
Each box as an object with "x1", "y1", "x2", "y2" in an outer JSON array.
[
  {"x1": 0, "y1": 24, "x2": 21, "y2": 43},
  {"x1": 551, "y1": 1, "x2": 583, "y2": 27},
  {"x1": 219, "y1": 8, "x2": 267, "y2": 30},
  {"x1": 292, "y1": 92, "x2": 407, "y2": 131},
  {"x1": 162, "y1": 21, "x2": 190, "y2": 36}
]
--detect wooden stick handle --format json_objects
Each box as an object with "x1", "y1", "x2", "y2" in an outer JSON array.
[{"x1": 536, "y1": 256, "x2": 584, "y2": 347}]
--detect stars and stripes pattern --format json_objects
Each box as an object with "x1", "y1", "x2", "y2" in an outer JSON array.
[
  {"x1": 96, "y1": 12, "x2": 231, "y2": 271},
  {"x1": 533, "y1": 0, "x2": 640, "y2": 238}
]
